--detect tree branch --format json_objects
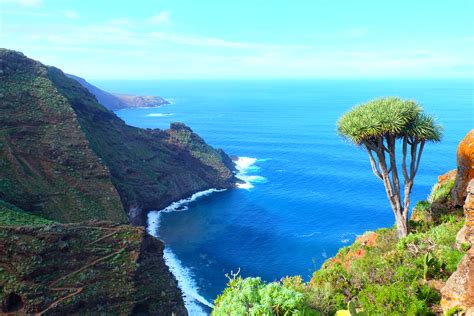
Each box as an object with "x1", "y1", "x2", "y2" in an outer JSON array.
[
  {"x1": 409, "y1": 140, "x2": 418, "y2": 180},
  {"x1": 366, "y1": 147, "x2": 383, "y2": 180},
  {"x1": 402, "y1": 136, "x2": 409, "y2": 182},
  {"x1": 413, "y1": 139, "x2": 425, "y2": 177},
  {"x1": 386, "y1": 135, "x2": 402, "y2": 214}
]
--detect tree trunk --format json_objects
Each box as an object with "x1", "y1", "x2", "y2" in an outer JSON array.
[
  {"x1": 395, "y1": 211, "x2": 408, "y2": 238},
  {"x1": 374, "y1": 137, "x2": 409, "y2": 238}
]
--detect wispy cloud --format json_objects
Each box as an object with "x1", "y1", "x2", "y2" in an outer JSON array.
[
  {"x1": 3, "y1": 0, "x2": 42, "y2": 7},
  {"x1": 149, "y1": 32, "x2": 255, "y2": 48},
  {"x1": 64, "y1": 10, "x2": 79, "y2": 19},
  {"x1": 149, "y1": 11, "x2": 171, "y2": 24},
  {"x1": 3, "y1": 11, "x2": 472, "y2": 79}
]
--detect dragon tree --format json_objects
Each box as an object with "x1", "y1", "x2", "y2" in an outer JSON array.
[{"x1": 337, "y1": 97, "x2": 442, "y2": 238}]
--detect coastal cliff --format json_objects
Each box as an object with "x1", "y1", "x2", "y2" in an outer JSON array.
[
  {"x1": 1, "y1": 49, "x2": 237, "y2": 224},
  {"x1": 0, "y1": 48, "x2": 237, "y2": 314},
  {"x1": 0, "y1": 49, "x2": 126, "y2": 223}
]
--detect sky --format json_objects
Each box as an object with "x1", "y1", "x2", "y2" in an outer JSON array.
[{"x1": 1, "y1": 0, "x2": 473, "y2": 79}]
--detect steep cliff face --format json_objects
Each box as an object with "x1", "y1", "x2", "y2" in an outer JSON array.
[
  {"x1": 0, "y1": 221, "x2": 186, "y2": 315},
  {"x1": 0, "y1": 49, "x2": 126, "y2": 223},
  {"x1": 1, "y1": 49, "x2": 237, "y2": 224},
  {"x1": 49, "y1": 69, "x2": 237, "y2": 223}
]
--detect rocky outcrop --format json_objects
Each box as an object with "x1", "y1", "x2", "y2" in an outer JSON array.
[
  {"x1": 66, "y1": 74, "x2": 169, "y2": 110},
  {"x1": 441, "y1": 130, "x2": 474, "y2": 314},
  {"x1": 452, "y1": 130, "x2": 474, "y2": 206},
  {"x1": 114, "y1": 94, "x2": 169, "y2": 108},
  {"x1": 0, "y1": 221, "x2": 187, "y2": 315}
]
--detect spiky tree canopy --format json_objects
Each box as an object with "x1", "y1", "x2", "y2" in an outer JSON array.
[{"x1": 337, "y1": 97, "x2": 442, "y2": 144}]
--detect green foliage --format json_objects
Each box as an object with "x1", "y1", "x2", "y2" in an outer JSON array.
[
  {"x1": 422, "y1": 252, "x2": 436, "y2": 281},
  {"x1": 358, "y1": 283, "x2": 433, "y2": 315},
  {"x1": 300, "y1": 215, "x2": 463, "y2": 315},
  {"x1": 429, "y1": 179, "x2": 455, "y2": 203},
  {"x1": 460, "y1": 242, "x2": 471, "y2": 252},
  {"x1": 415, "y1": 200, "x2": 431, "y2": 213},
  {"x1": 212, "y1": 272, "x2": 318, "y2": 316},
  {"x1": 0, "y1": 200, "x2": 53, "y2": 225},
  {"x1": 445, "y1": 306, "x2": 464, "y2": 316},
  {"x1": 337, "y1": 97, "x2": 442, "y2": 144}
]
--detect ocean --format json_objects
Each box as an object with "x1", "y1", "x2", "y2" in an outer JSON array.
[{"x1": 93, "y1": 79, "x2": 472, "y2": 314}]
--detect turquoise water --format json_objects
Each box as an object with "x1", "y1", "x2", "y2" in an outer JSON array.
[{"x1": 95, "y1": 79, "x2": 472, "y2": 314}]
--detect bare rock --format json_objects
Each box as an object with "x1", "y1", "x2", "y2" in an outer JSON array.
[{"x1": 452, "y1": 130, "x2": 474, "y2": 207}]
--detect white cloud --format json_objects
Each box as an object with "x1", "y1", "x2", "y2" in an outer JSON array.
[
  {"x1": 149, "y1": 11, "x2": 171, "y2": 24},
  {"x1": 3, "y1": 15, "x2": 472, "y2": 79},
  {"x1": 148, "y1": 32, "x2": 253, "y2": 48},
  {"x1": 64, "y1": 10, "x2": 79, "y2": 19},
  {"x1": 108, "y1": 18, "x2": 133, "y2": 26},
  {"x1": 3, "y1": 0, "x2": 42, "y2": 7}
]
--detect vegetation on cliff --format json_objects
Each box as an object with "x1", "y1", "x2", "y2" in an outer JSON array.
[
  {"x1": 212, "y1": 173, "x2": 466, "y2": 315},
  {"x1": 0, "y1": 217, "x2": 186, "y2": 314},
  {"x1": 0, "y1": 49, "x2": 126, "y2": 222},
  {"x1": 49, "y1": 65, "x2": 236, "y2": 223}
]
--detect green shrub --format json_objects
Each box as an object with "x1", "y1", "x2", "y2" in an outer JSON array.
[
  {"x1": 212, "y1": 274, "x2": 318, "y2": 316},
  {"x1": 358, "y1": 283, "x2": 432, "y2": 315},
  {"x1": 0, "y1": 200, "x2": 53, "y2": 225},
  {"x1": 429, "y1": 179, "x2": 454, "y2": 203}
]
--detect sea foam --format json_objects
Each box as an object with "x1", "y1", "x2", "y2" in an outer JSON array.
[
  {"x1": 147, "y1": 189, "x2": 225, "y2": 314},
  {"x1": 235, "y1": 156, "x2": 267, "y2": 189},
  {"x1": 146, "y1": 113, "x2": 174, "y2": 117}
]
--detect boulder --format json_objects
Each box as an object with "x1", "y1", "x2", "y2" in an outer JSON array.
[{"x1": 452, "y1": 130, "x2": 474, "y2": 206}]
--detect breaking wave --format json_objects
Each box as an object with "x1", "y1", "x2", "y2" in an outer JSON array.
[{"x1": 234, "y1": 157, "x2": 267, "y2": 189}]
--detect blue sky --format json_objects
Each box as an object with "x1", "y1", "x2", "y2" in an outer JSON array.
[{"x1": 1, "y1": 0, "x2": 473, "y2": 79}]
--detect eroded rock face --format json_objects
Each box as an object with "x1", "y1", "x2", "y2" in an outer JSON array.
[
  {"x1": 452, "y1": 130, "x2": 474, "y2": 206},
  {"x1": 441, "y1": 180, "x2": 474, "y2": 313}
]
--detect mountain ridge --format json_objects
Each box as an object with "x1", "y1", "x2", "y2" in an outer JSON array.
[{"x1": 66, "y1": 74, "x2": 169, "y2": 110}]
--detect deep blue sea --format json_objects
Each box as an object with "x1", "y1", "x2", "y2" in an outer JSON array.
[{"x1": 93, "y1": 79, "x2": 472, "y2": 314}]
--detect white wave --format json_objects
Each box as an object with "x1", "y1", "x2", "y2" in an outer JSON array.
[
  {"x1": 163, "y1": 247, "x2": 214, "y2": 313},
  {"x1": 146, "y1": 113, "x2": 174, "y2": 117},
  {"x1": 234, "y1": 157, "x2": 267, "y2": 189},
  {"x1": 296, "y1": 231, "x2": 321, "y2": 238},
  {"x1": 341, "y1": 238, "x2": 350, "y2": 244},
  {"x1": 147, "y1": 188, "x2": 225, "y2": 314}
]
